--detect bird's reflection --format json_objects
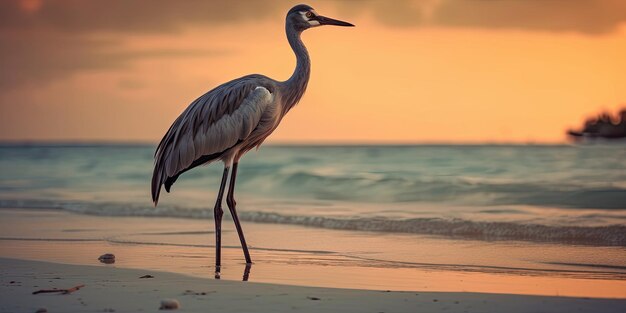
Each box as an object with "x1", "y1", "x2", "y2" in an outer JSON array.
[{"x1": 214, "y1": 263, "x2": 252, "y2": 281}]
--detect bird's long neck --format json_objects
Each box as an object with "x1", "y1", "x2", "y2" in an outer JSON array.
[{"x1": 281, "y1": 25, "x2": 311, "y2": 115}]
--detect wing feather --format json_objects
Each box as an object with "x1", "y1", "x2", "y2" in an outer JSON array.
[{"x1": 151, "y1": 76, "x2": 274, "y2": 204}]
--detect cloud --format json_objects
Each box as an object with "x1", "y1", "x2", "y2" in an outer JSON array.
[
  {"x1": 0, "y1": 31, "x2": 225, "y2": 90},
  {"x1": 0, "y1": 0, "x2": 289, "y2": 90},
  {"x1": 331, "y1": 0, "x2": 626, "y2": 34},
  {"x1": 1, "y1": 0, "x2": 625, "y2": 91},
  {"x1": 0, "y1": 0, "x2": 286, "y2": 33},
  {"x1": 3, "y1": 0, "x2": 625, "y2": 35},
  {"x1": 431, "y1": 0, "x2": 626, "y2": 35}
]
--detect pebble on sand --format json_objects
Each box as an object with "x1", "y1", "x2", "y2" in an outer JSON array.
[
  {"x1": 159, "y1": 298, "x2": 180, "y2": 310},
  {"x1": 98, "y1": 253, "x2": 115, "y2": 264}
]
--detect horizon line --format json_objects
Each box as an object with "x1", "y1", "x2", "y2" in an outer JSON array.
[{"x1": 0, "y1": 139, "x2": 575, "y2": 147}]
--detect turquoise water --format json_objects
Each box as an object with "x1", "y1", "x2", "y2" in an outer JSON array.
[{"x1": 1, "y1": 144, "x2": 625, "y2": 246}]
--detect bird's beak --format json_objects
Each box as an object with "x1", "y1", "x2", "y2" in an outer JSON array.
[{"x1": 316, "y1": 15, "x2": 355, "y2": 27}]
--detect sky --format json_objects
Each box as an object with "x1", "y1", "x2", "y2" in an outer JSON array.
[{"x1": 0, "y1": 0, "x2": 625, "y2": 144}]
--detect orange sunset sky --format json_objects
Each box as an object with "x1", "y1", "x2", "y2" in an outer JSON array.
[{"x1": 1, "y1": 0, "x2": 625, "y2": 143}]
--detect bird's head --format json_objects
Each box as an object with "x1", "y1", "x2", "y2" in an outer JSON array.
[{"x1": 287, "y1": 4, "x2": 354, "y2": 32}]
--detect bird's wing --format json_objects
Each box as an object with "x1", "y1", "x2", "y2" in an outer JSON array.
[{"x1": 152, "y1": 77, "x2": 274, "y2": 204}]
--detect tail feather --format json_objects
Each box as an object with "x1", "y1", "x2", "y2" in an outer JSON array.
[
  {"x1": 152, "y1": 151, "x2": 222, "y2": 206},
  {"x1": 151, "y1": 140, "x2": 242, "y2": 206},
  {"x1": 151, "y1": 162, "x2": 163, "y2": 206},
  {"x1": 164, "y1": 174, "x2": 180, "y2": 193}
]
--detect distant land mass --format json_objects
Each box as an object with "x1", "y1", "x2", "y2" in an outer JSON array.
[{"x1": 568, "y1": 107, "x2": 626, "y2": 141}]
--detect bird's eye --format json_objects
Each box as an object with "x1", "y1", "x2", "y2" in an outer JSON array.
[{"x1": 305, "y1": 11, "x2": 313, "y2": 18}]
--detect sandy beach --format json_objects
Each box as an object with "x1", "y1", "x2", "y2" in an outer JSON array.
[
  {"x1": 1, "y1": 208, "x2": 625, "y2": 312},
  {"x1": 3, "y1": 257, "x2": 625, "y2": 313}
]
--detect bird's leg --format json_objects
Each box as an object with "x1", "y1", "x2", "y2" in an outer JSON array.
[
  {"x1": 214, "y1": 167, "x2": 229, "y2": 279},
  {"x1": 225, "y1": 162, "x2": 253, "y2": 264}
]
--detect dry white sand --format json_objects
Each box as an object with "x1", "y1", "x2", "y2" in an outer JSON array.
[{"x1": 2, "y1": 257, "x2": 625, "y2": 313}]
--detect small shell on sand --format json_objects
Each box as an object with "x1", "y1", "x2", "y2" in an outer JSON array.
[
  {"x1": 159, "y1": 299, "x2": 180, "y2": 310},
  {"x1": 98, "y1": 253, "x2": 116, "y2": 264}
]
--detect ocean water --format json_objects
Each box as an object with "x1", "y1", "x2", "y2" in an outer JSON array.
[{"x1": 1, "y1": 143, "x2": 625, "y2": 246}]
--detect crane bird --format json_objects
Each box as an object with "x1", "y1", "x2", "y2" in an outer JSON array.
[{"x1": 151, "y1": 4, "x2": 354, "y2": 275}]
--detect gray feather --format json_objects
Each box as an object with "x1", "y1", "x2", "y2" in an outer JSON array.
[{"x1": 152, "y1": 76, "x2": 275, "y2": 204}]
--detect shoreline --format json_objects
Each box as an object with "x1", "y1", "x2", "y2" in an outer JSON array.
[
  {"x1": 2, "y1": 257, "x2": 625, "y2": 313},
  {"x1": 2, "y1": 199, "x2": 625, "y2": 247}
]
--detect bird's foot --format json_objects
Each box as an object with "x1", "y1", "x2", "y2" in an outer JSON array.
[{"x1": 215, "y1": 265, "x2": 221, "y2": 279}]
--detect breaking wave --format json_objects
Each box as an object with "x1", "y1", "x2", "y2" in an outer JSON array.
[{"x1": 1, "y1": 199, "x2": 624, "y2": 247}]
